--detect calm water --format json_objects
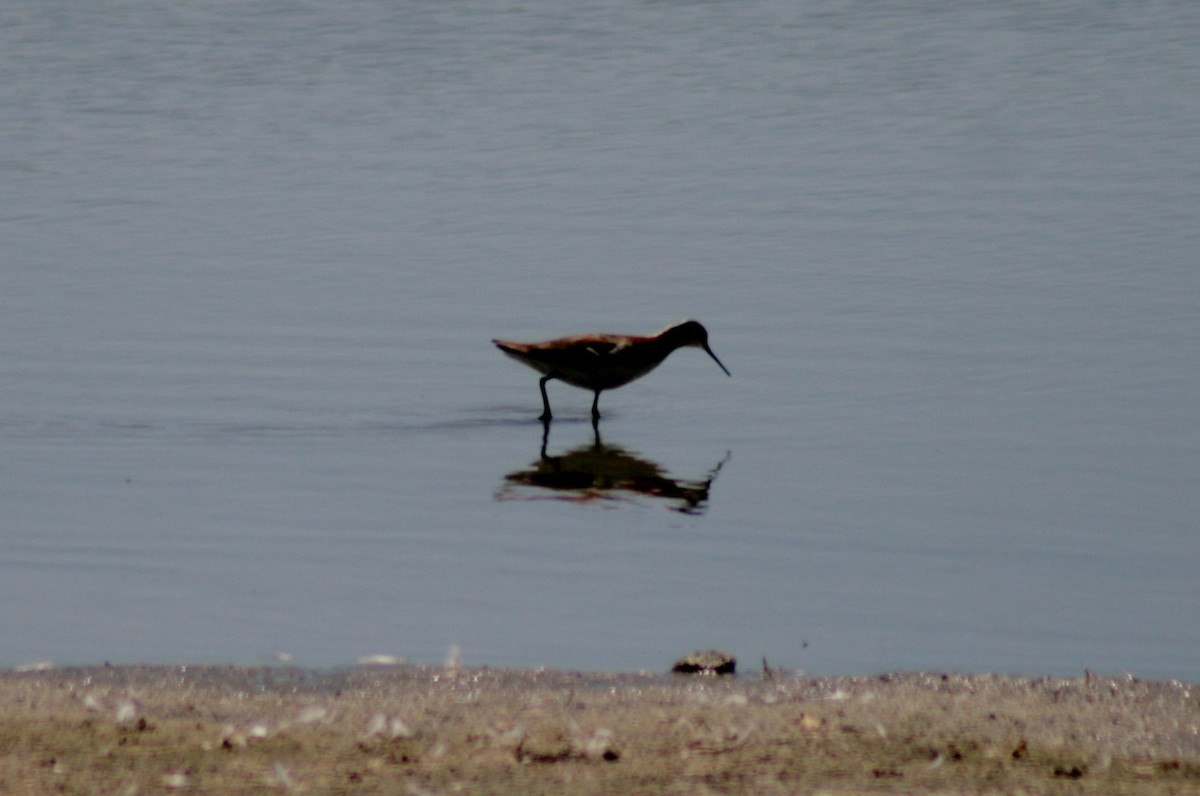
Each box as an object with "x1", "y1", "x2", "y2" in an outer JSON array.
[{"x1": 3, "y1": 1, "x2": 1198, "y2": 679}]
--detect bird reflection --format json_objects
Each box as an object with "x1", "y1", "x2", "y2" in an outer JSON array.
[{"x1": 496, "y1": 419, "x2": 730, "y2": 515}]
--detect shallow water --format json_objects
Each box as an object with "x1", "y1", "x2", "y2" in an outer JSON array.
[{"x1": 3, "y1": 0, "x2": 1198, "y2": 678}]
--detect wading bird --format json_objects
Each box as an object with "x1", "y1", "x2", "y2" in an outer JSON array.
[{"x1": 493, "y1": 320, "x2": 730, "y2": 420}]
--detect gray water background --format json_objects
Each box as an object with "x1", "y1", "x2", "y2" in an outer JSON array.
[{"x1": 3, "y1": 0, "x2": 1198, "y2": 679}]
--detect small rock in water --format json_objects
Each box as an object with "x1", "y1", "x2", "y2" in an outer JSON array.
[
  {"x1": 672, "y1": 650, "x2": 736, "y2": 675},
  {"x1": 356, "y1": 654, "x2": 403, "y2": 666},
  {"x1": 14, "y1": 661, "x2": 55, "y2": 673}
]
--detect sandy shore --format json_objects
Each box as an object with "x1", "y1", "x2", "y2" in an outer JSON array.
[{"x1": 1, "y1": 663, "x2": 1197, "y2": 794}]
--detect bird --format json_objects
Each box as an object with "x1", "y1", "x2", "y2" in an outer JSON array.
[{"x1": 493, "y1": 320, "x2": 730, "y2": 420}]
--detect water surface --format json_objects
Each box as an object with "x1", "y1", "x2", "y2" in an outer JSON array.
[{"x1": 3, "y1": 0, "x2": 1198, "y2": 679}]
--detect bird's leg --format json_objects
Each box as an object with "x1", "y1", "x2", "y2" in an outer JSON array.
[
  {"x1": 538, "y1": 376, "x2": 554, "y2": 421},
  {"x1": 591, "y1": 390, "x2": 602, "y2": 420}
]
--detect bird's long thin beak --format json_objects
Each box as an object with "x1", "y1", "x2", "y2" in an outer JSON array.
[{"x1": 704, "y1": 344, "x2": 731, "y2": 377}]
